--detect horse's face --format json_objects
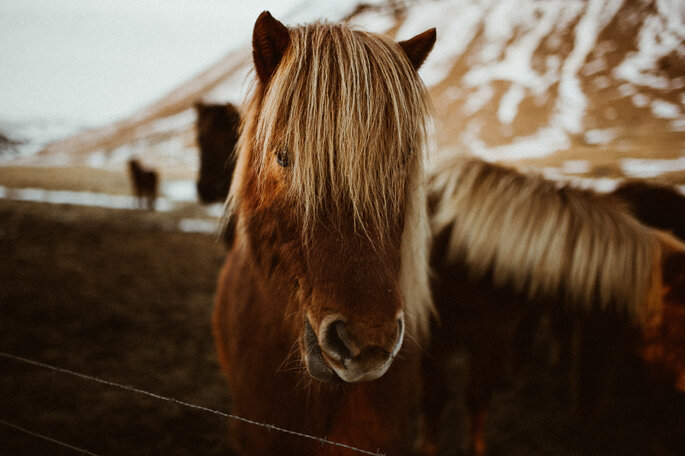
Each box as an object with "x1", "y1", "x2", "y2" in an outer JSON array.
[
  {"x1": 238, "y1": 12, "x2": 435, "y2": 383},
  {"x1": 195, "y1": 102, "x2": 240, "y2": 203},
  {"x1": 246, "y1": 172, "x2": 407, "y2": 382}
]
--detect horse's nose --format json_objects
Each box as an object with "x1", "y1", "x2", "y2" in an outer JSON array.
[
  {"x1": 318, "y1": 314, "x2": 405, "y2": 382},
  {"x1": 321, "y1": 319, "x2": 359, "y2": 362}
]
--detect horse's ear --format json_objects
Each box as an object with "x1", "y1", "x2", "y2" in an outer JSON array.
[
  {"x1": 398, "y1": 28, "x2": 436, "y2": 71},
  {"x1": 253, "y1": 11, "x2": 290, "y2": 85}
]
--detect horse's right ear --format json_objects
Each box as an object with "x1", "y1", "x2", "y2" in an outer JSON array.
[{"x1": 253, "y1": 11, "x2": 290, "y2": 86}]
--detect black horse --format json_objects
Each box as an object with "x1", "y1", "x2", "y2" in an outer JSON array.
[{"x1": 194, "y1": 102, "x2": 240, "y2": 204}]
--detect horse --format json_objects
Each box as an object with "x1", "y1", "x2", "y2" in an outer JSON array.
[
  {"x1": 213, "y1": 12, "x2": 436, "y2": 455},
  {"x1": 127, "y1": 158, "x2": 158, "y2": 211},
  {"x1": 419, "y1": 156, "x2": 685, "y2": 456},
  {"x1": 612, "y1": 179, "x2": 685, "y2": 242},
  {"x1": 194, "y1": 101, "x2": 241, "y2": 204}
]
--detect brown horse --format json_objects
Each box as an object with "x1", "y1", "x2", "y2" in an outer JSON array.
[
  {"x1": 194, "y1": 101, "x2": 241, "y2": 204},
  {"x1": 213, "y1": 12, "x2": 436, "y2": 455},
  {"x1": 590, "y1": 179, "x2": 685, "y2": 398},
  {"x1": 419, "y1": 156, "x2": 685, "y2": 456},
  {"x1": 127, "y1": 158, "x2": 158, "y2": 211}
]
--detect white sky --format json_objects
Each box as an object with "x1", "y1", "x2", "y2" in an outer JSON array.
[{"x1": 0, "y1": 0, "x2": 358, "y2": 127}]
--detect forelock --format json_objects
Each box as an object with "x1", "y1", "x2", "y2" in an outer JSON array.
[{"x1": 254, "y1": 22, "x2": 432, "y2": 237}]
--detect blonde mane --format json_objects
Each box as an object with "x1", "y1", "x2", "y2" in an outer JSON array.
[
  {"x1": 430, "y1": 156, "x2": 663, "y2": 323},
  {"x1": 227, "y1": 21, "x2": 435, "y2": 339}
]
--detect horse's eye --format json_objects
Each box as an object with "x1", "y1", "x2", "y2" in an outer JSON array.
[{"x1": 276, "y1": 147, "x2": 290, "y2": 167}]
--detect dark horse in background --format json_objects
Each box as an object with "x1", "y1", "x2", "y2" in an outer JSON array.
[
  {"x1": 613, "y1": 180, "x2": 685, "y2": 241},
  {"x1": 420, "y1": 157, "x2": 685, "y2": 456},
  {"x1": 194, "y1": 101, "x2": 241, "y2": 204},
  {"x1": 127, "y1": 158, "x2": 158, "y2": 211},
  {"x1": 213, "y1": 12, "x2": 436, "y2": 455},
  {"x1": 613, "y1": 179, "x2": 685, "y2": 395}
]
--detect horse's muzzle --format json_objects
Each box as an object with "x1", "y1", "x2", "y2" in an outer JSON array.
[
  {"x1": 304, "y1": 319, "x2": 341, "y2": 382},
  {"x1": 303, "y1": 313, "x2": 405, "y2": 383}
]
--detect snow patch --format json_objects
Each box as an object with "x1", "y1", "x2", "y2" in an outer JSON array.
[
  {"x1": 562, "y1": 160, "x2": 591, "y2": 174},
  {"x1": 651, "y1": 99, "x2": 681, "y2": 119},
  {"x1": 552, "y1": 0, "x2": 624, "y2": 134},
  {"x1": 670, "y1": 118, "x2": 685, "y2": 132},
  {"x1": 572, "y1": 176, "x2": 619, "y2": 193},
  {"x1": 622, "y1": 156, "x2": 685, "y2": 178},
  {"x1": 347, "y1": 7, "x2": 396, "y2": 32},
  {"x1": 463, "y1": 1, "x2": 566, "y2": 92},
  {"x1": 631, "y1": 93, "x2": 651, "y2": 108},
  {"x1": 3, "y1": 187, "x2": 137, "y2": 210},
  {"x1": 205, "y1": 203, "x2": 225, "y2": 218},
  {"x1": 592, "y1": 75, "x2": 612, "y2": 89},
  {"x1": 541, "y1": 168, "x2": 619, "y2": 192},
  {"x1": 462, "y1": 85, "x2": 494, "y2": 116},
  {"x1": 397, "y1": 0, "x2": 490, "y2": 87},
  {"x1": 614, "y1": 3, "x2": 685, "y2": 90},
  {"x1": 618, "y1": 83, "x2": 638, "y2": 97},
  {"x1": 470, "y1": 126, "x2": 571, "y2": 161},
  {"x1": 0, "y1": 184, "x2": 227, "y2": 222},
  {"x1": 178, "y1": 218, "x2": 218, "y2": 234},
  {"x1": 584, "y1": 128, "x2": 616, "y2": 145},
  {"x1": 162, "y1": 180, "x2": 197, "y2": 202},
  {"x1": 497, "y1": 85, "x2": 526, "y2": 124},
  {"x1": 582, "y1": 56, "x2": 607, "y2": 75}
]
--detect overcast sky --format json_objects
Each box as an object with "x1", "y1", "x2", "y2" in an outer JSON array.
[{"x1": 0, "y1": 0, "x2": 358, "y2": 127}]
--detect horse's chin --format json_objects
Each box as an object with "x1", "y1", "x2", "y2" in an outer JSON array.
[{"x1": 303, "y1": 319, "x2": 342, "y2": 383}]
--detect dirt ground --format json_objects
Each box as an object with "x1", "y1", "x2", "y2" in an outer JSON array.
[{"x1": 1, "y1": 199, "x2": 683, "y2": 455}]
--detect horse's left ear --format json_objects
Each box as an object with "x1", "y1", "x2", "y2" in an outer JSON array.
[
  {"x1": 398, "y1": 28, "x2": 436, "y2": 71},
  {"x1": 253, "y1": 11, "x2": 291, "y2": 85}
]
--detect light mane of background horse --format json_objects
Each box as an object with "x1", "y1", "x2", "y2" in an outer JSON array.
[
  {"x1": 430, "y1": 156, "x2": 665, "y2": 323},
  {"x1": 227, "y1": 22, "x2": 435, "y2": 338}
]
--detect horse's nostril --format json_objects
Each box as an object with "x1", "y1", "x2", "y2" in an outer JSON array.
[{"x1": 322, "y1": 320, "x2": 354, "y2": 362}]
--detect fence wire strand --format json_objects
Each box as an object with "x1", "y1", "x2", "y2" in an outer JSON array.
[
  {"x1": 0, "y1": 351, "x2": 385, "y2": 456},
  {"x1": 0, "y1": 417, "x2": 102, "y2": 456}
]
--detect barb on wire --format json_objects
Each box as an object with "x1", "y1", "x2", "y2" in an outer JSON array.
[{"x1": 0, "y1": 351, "x2": 385, "y2": 456}]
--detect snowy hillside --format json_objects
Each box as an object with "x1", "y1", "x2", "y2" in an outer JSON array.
[{"x1": 6, "y1": 0, "x2": 685, "y2": 183}]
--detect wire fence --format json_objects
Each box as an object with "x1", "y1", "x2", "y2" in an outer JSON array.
[
  {"x1": 0, "y1": 351, "x2": 385, "y2": 456},
  {"x1": 0, "y1": 416, "x2": 102, "y2": 456}
]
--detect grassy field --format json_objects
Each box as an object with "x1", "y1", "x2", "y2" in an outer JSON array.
[
  {"x1": 0, "y1": 200, "x2": 229, "y2": 456},
  {"x1": 0, "y1": 199, "x2": 683, "y2": 455}
]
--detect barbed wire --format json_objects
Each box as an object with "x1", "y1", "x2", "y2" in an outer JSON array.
[
  {"x1": 0, "y1": 351, "x2": 385, "y2": 456},
  {"x1": 0, "y1": 417, "x2": 101, "y2": 456}
]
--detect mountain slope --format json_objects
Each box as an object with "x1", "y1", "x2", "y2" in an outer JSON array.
[{"x1": 25, "y1": 0, "x2": 685, "y2": 182}]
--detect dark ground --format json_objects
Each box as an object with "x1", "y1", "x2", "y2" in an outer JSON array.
[
  {"x1": 0, "y1": 200, "x2": 683, "y2": 455},
  {"x1": 0, "y1": 200, "x2": 229, "y2": 456}
]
